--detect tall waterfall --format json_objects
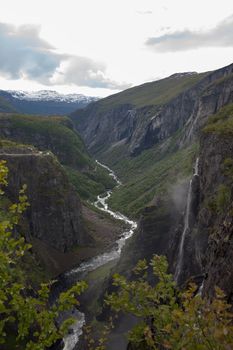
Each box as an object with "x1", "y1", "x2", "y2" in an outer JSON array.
[{"x1": 174, "y1": 158, "x2": 199, "y2": 283}]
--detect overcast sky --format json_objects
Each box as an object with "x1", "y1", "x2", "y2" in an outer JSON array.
[{"x1": 0, "y1": 0, "x2": 233, "y2": 97}]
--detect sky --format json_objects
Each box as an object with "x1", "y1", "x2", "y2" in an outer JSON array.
[{"x1": 0, "y1": 0, "x2": 233, "y2": 97}]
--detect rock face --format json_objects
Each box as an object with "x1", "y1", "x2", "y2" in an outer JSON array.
[
  {"x1": 196, "y1": 132, "x2": 233, "y2": 301},
  {"x1": 0, "y1": 149, "x2": 88, "y2": 252},
  {"x1": 74, "y1": 64, "x2": 233, "y2": 304},
  {"x1": 72, "y1": 63, "x2": 233, "y2": 160}
]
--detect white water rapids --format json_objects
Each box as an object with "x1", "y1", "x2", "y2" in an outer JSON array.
[{"x1": 63, "y1": 161, "x2": 137, "y2": 350}]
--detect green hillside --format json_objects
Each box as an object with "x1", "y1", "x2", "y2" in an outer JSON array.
[
  {"x1": 0, "y1": 114, "x2": 115, "y2": 201},
  {"x1": 108, "y1": 140, "x2": 197, "y2": 217},
  {"x1": 0, "y1": 96, "x2": 17, "y2": 113},
  {"x1": 95, "y1": 72, "x2": 207, "y2": 111}
]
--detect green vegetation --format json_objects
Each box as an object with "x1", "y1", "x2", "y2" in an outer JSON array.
[
  {"x1": 0, "y1": 160, "x2": 87, "y2": 349},
  {"x1": 7, "y1": 114, "x2": 92, "y2": 168},
  {"x1": 0, "y1": 97, "x2": 17, "y2": 113},
  {"x1": 223, "y1": 157, "x2": 233, "y2": 180},
  {"x1": 203, "y1": 103, "x2": 233, "y2": 136},
  {"x1": 96, "y1": 72, "x2": 207, "y2": 111},
  {"x1": 105, "y1": 255, "x2": 233, "y2": 350},
  {"x1": 0, "y1": 113, "x2": 118, "y2": 202},
  {"x1": 207, "y1": 184, "x2": 232, "y2": 215},
  {"x1": 108, "y1": 144, "x2": 197, "y2": 217},
  {"x1": 207, "y1": 158, "x2": 233, "y2": 215},
  {"x1": 65, "y1": 164, "x2": 116, "y2": 201}
]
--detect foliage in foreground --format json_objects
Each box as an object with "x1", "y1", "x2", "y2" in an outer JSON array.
[
  {"x1": 0, "y1": 160, "x2": 87, "y2": 349},
  {"x1": 105, "y1": 256, "x2": 233, "y2": 350}
]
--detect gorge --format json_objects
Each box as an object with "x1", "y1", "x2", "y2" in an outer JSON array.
[
  {"x1": 0, "y1": 62, "x2": 233, "y2": 349},
  {"x1": 62, "y1": 162, "x2": 137, "y2": 350}
]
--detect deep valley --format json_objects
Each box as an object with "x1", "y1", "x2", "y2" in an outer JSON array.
[{"x1": 1, "y1": 62, "x2": 233, "y2": 350}]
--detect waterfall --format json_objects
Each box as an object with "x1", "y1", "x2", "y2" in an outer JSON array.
[{"x1": 174, "y1": 158, "x2": 199, "y2": 283}]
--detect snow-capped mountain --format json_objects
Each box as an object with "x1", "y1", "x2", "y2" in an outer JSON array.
[
  {"x1": 0, "y1": 89, "x2": 99, "y2": 115},
  {"x1": 7, "y1": 90, "x2": 99, "y2": 104}
]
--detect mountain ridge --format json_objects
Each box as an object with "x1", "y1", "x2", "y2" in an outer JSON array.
[{"x1": 0, "y1": 89, "x2": 99, "y2": 115}]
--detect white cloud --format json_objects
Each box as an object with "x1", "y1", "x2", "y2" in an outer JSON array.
[
  {"x1": 0, "y1": 22, "x2": 129, "y2": 89},
  {"x1": 146, "y1": 15, "x2": 233, "y2": 52},
  {"x1": 0, "y1": 0, "x2": 233, "y2": 96}
]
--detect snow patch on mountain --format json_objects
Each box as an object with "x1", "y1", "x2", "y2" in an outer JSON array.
[{"x1": 6, "y1": 90, "x2": 99, "y2": 104}]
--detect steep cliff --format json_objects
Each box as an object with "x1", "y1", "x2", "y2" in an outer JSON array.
[
  {"x1": 70, "y1": 63, "x2": 233, "y2": 219},
  {"x1": 0, "y1": 121, "x2": 121, "y2": 276},
  {"x1": 196, "y1": 105, "x2": 233, "y2": 301},
  {"x1": 71, "y1": 63, "x2": 233, "y2": 161},
  {"x1": 116, "y1": 103, "x2": 233, "y2": 300},
  {"x1": 75, "y1": 65, "x2": 233, "y2": 303},
  {"x1": 1, "y1": 149, "x2": 86, "y2": 252}
]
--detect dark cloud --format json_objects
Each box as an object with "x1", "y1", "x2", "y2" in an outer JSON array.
[
  {"x1": 146, "y1": 15, "x2": 233, "y2": 52},
  {"x1": 0, "y1": 22, "x2": 129, "y2": 89}
]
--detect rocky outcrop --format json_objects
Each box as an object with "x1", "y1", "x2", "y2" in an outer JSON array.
[
  {"x1": 0, "y1": 148, "x2": 88, "y2": 252},
  {"x1": 196, "y1": 132, "x2": 233, "y2": 301},
  {"x1": 168, "y1": 128, "x2": 233, "y2": 295}
]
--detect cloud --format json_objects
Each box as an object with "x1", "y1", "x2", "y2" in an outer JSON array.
[
  {"x1": 136, "y1": 10, "x2": 152, "y2": 15},
  {"x1": 0, "y1": 22, "x2": 129, "y2": 89},
  {"x1": 146, "y1": 15, "x2": 233, "y2": 52},
  {"x1": 52, "y1": 56, "x2": 130, "y2": 89}
]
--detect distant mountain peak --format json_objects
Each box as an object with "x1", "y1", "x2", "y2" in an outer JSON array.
[
  {"x1": 6, "y1": 89, "x2": 99, "y2": 104},
  {"x1": 0, "y1": 89, "x2": 100, "y2": 115}
]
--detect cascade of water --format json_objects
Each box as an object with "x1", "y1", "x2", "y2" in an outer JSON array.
[
  {"x1": 62, "y1": 161, "x2": 137, "y2": 350},
  {"x1": 174, "y1": 158, "x2": 199, "y2": 283}
]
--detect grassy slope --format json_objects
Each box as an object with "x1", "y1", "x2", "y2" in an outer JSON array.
[
  {"x1": 8, "y1": 114, "x2": 91, "y2": 168},
  {"x1": 0, "y1": 114, "x2": 116, "y2": 201},
  {"x1": 203, "y1": 103, "x2": 233, "y2": 135},
  {"x1": 92, "y1": 72, "x2": 207, "y2": 112},
  {"x1": 0, "y1": 96, "x2": 17, "y2": 112},
  {"x1": 108, "y1": 140, "x2": 198, "y2": 217}
]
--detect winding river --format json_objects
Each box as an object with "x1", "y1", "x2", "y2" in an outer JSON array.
[{"x1": 63, "y1": 161, "x2": 137, "y2": 350}]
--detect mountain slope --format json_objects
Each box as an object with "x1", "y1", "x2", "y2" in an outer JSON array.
[
  {"x1": 71, "y1": 63, "x2": 233, "y2": 216},
  {"x1": 70, "y1": 63, "x2": 233, "y2": 297},
  {"x1": 72, "y1": 64, "x2": 233, "y2": 159},
  {"x1": 0, "y1": 95, "x2": 17, "y2": 112},
  {"x1": 0, "y1": 113, "x2": 116, "y2": 199},
  {"x1": 0, "y1": 115, "x2": 119, "y2": 276}
]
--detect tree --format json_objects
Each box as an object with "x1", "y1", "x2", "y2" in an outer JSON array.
[
  {"x1": 105, "y1": 255, "x2": 233, "y2": 350},
  {"x1": 0, "y1": 160, "x2": 87, "y2": 349}
]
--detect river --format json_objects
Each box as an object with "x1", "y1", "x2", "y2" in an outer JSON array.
[{"x1": 63, "y1": 161, "x2": 137, "y2": 350}]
